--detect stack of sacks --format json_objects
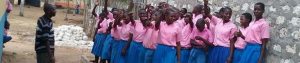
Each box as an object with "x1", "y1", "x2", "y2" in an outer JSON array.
[{"x1": 54, "y1": 25, "x2": 93, "y2": 49}]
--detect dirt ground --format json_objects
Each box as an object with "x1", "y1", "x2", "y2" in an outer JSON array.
[{"x1": 2, "y1": 5, "x2": 93, "y2": 63}]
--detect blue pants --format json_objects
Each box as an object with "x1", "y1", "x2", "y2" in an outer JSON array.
[
  {"x1": 180, "y1": 48, "x2": 190, "y2": 63},
  {"x1": 91, "y1": 33, "x2": 107, "y2": 57},
  {"x1": 153, "y1": 44, "x2": 177, "y2": 63},
  {"x1": 188, "y1": 48, "x2": 206, "y2": 63},
  {"x1": 208, "y1": 46, "x2": 230, "y2": 63},
  {"x1": 101, "y1": 34, "x2": 113, "y2": 59},
  {"x1": 233, "y1": 48, "x2": 244, "y2": 63},
  {"x1": 239, "y1": 43, "x2": 263, "y2": 63},
  {"x1": 3, "y1": 35, "x2": 12, "y2": 43},
  {"x1": 110, "y1": 40, "x2": 126, "y2": 63},
  {"x1": 126, "y1": 41, "x2": 143, "y2": 63}
]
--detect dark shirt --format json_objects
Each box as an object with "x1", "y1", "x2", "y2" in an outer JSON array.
[{"x1": 35, "y1": 15, "x2": 55, "y2": 53}]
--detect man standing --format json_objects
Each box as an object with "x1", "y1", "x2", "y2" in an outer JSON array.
[{"x1": 35, "y1": 3, "x2": 56, "y2": 63}]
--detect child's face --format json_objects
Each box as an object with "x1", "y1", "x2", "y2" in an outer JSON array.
[
  {"x1": 254, "y1": 5, "x2": 264, "y2": 18},
  {"x1": 167, "y1": 12, "x2": 177, "y2": 24},
  {"x1": 112, "y1": 11, "x2": 119, "y2": 19},
  {"x1": 222, "y1": 9, "x2": 232, "y2": 22},
  {"x1": 139, "y1": 11, "x2": 148, "y2": 21},
  {"x1": 240, "y1": 15, "x2": 248, "y2": 27},
  {"x1": 183, "y1": 13, "x2": 192, "y2": 23}
]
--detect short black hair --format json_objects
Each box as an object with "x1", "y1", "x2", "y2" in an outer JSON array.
[
  {"x1": 43, "y1": 4, "x2": 55, "y2": 13},
  {"x1": 219, "y1": 7, "x2": 225, "y2": 13},
  {"x1": 223, "y1": 6, "x2": 232, "y2": 12},
  {"x1": 242, "y1": 13, "x2": 252, "y2": 22},
  {"x1": 181, "y1": 8, "x2": 187, "y2": 13},
  {"x1": 111, "y1": 8, "x2": 118, "y2": 12},
  {"x1": 196, "y1": 18, "x2": 205, "y2": 27},
  {"x1": 255, "y1": 2, "x2": 265, "y2": 11}
]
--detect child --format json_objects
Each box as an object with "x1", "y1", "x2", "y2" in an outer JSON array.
[
  {"x1": 110, "y1": 9, "x2": 124, "y2": 63},
  {"x1": 153, "y1": 10, "x2": 181, "y2": 63},
  {"x1": 188, "y1": 18, "x2": 214, "y2": 63},
  {"x1": 140, "y1": 10, "x2": 162, "y2": 63},
  {"x1": 233, "y1": 13, "x2": 252, "y2": 63},
  {"x1": 125, "y1": 9, "x2": 149, "y2": 63},
  {"x1": 204, "y1": 4, "x2": 238, "y2": 63},
  {"x1": 111, "y1": 9, "x2": 133, "y2": 63},
  {"x1": 239, "y1": 2, "x2": 270, "y2": 63},
  {"x1": 35, "y1": 4, "x2": 56, "y2": 63},
  {"x1": 178, "y1": 12, "x2": 194, "y2": 63},
  {"x1": 91, "y1": 12, "x2": 107, "y2": 63}
]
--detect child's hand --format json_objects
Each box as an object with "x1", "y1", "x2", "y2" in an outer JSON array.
[{"x1": 234, "y1": 31, "x2": 242, "y2": 37}]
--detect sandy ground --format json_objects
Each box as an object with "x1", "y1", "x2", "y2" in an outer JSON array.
[{"x1": 2, "y1": 5, "x2": 93, "y2": 63}]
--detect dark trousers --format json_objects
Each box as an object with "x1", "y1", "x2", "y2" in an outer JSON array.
[{"x1": 36, "y1": 52, "x2": 54, "y2": 63}]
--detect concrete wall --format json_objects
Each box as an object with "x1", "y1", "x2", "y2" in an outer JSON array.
[{"x1": 146, "y1": 0, "x2": 300, "y2": 63}]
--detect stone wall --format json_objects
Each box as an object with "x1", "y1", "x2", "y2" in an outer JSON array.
[{"x1": 146, "y1": 0, "x2": 300, "y2": 63}]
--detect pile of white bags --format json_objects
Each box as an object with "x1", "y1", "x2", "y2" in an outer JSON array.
[{"x1": 54, "y1": 25, "x2": 93, "y2": 49}]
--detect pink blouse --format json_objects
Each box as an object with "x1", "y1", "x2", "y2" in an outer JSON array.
[
  {"x1": 245, "y1": 18, "x2": 270, "y2": 44},
  {"x1": 157, "y1": 22, "x2": 181, "y2": 46},
  {"x1": 130, "y1": 20, "x2": 147, "y2": 42}
]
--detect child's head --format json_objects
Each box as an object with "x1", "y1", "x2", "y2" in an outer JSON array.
[
  {"x1": 240, "y1": 13, "x2": 252, "y2": 28},
  {"x1": 124, "y1": 12, "x2": 134, "y2": 23},
  {"x1": 180, "y1": 8, "x2": 187, "y2": 17},
  {"x1": 221, "y1": 7, "x2": 232, "y2": 22},
  {"x1": 139, "y1": 9, "x2": 148, "y2": 21},
  {"x1": 112, "y1": 9, "x2": 120, "y2": 19},
  {"x1": 166, "y1": 11, "x2": 177, "y2": 25},
  {"x1": 192, "y1": 5, "x2": 203, "y2": 14},
  {"x1": 43, "y1": 4, "x2": 56, "y2": 18},
  {"x1": 183, "y1": 12, "x2": 193, "y2": 23},
  {"x1": 216, "y1": 7, "x2": 225, "y2": 18},
  {"x1": 196, "y1": 18, "x2": 206, "y2": 31},
  {"x1": 254, "y1": 2, "x2": 265, "y2": 19}
]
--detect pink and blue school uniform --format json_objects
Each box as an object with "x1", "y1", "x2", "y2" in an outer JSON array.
[
  {"x1": 111, "y1": 21, "x2": 131, "y2": 63},
  {"x1": 153, "y1": 21, "x2": 181, "y2": 63},
  {"x1": 239, "y1": 18, "x2": 270, "y2": 63},
  {"x1": 188, "y1": 27, "x2": 213, "y2": 63},
  {"x1": 126, "y1": 20, "x2": 147, "y2": 63},
  {"x1": 178, "y1": 22, "x2": 193, "y2": 63},
  {"x1": 100, "y1": 18, "x2": 114, "y2": 60},
  {"x1": 140, "y1": 21, "x2": 158, "y2": 63},
  {"x1": 233, "y1": 27, "x2": 248, "y2": 63},
  {"x1": 91, "y1": 17, "x2": 108, "y2": 57},
  {"x1": 208, "y1": 16, "x2": 237, "y2": 63}
]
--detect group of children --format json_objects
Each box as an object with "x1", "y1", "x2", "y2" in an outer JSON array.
[{"x1": 90, "y1": 0, "x2": 269, "y2": 63}]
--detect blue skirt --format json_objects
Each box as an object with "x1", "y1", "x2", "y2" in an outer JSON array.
[
  {"x1": 144, "y1": 48, "x2": 155, "y2": 63},
  {"x1": 138, "y1": 46, "x2": 146, "y2": 63},
  {"x1": 180, "y1": 48, "x2": 191, "y2": 63},
  {"x1": 91, "y1": 33, "x2": 107, "y2": 57},
  {"x1": 101, "y1": 34, "x2": 113, "y2": 59},
  {"x1": 233, "y1": 48, "x2": 244, "y2": 63},
  {"x1": 188, "y1": 48, "x2": 206, "y2": 63},
  {"x1": 239, "y1": 43, "x2": 262, "y2": 63},
  {"x1": 126, "y1": 41, "x2": 144, "y2": 63},
  {"x1": 153, "y1": 44, "x2": 177, "y2": 63},
  {"x1": 208, "y1": 46, "x2": 230, "y2": 63},
  {"x1": 110, "y1": 40, "x2": 126, "y2": 63}
]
